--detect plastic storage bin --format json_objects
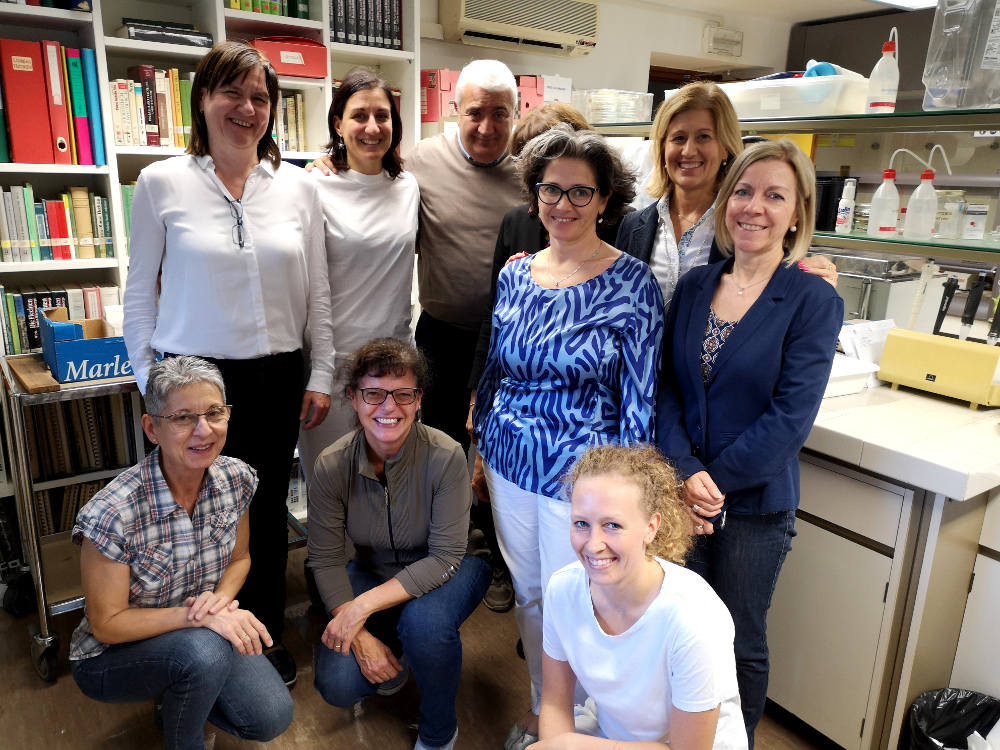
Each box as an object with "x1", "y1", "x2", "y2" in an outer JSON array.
[
  {"x1": 711, "y1": 76, "x2": 868, "y2": 119},
  {"x1": 572, "y1": 89, "x2": 653, "y2": 123},
  {"x1": 922, "y1": 0, "x2": 1000, "y2": 110}
]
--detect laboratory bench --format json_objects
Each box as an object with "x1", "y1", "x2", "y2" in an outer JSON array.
[{"x1": 772, "y1": 387, "x2": 1000, "y2": 750}]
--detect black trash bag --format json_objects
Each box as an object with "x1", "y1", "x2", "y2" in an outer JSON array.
[{"x1": 910, "y1": 688, "x2": 1000, "y2": 750}]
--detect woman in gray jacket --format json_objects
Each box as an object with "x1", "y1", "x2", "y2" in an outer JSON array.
[{"x1": 308, "y1": 337, "x2": 491, "y2": 750}]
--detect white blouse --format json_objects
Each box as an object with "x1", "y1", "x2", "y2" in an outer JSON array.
[
  {"x1": 123, "y1": 154, "x2": 334, "y2": 394},
  {"x1": 649, "y1": 195, "x2": 717, "y2": 307}
]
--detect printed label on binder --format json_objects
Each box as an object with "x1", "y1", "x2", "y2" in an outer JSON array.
[{"x1": 12, "y1": 56, "x2": 33, "y2": 72}]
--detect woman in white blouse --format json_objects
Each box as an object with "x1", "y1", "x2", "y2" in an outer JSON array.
[
  {"x1": 297, "y1": 67, "x2": 419, "y2": 481},
  {"x1": 123, "y1": 40, "x2": 334, "y2": 689}
]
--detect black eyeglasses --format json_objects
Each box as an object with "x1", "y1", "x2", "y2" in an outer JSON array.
[
  {"x1": 229, "y1": 199, "x2": 244, "y2": 249},
  {"x1": 359, "y1": 388, "x2": 421, "y2": 406},
  {"x1": 535, "y1": 183, "x2": 598, "y2": 207}
]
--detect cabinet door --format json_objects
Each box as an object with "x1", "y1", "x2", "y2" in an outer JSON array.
[
  {"x1": 767, "y1": 519, "x2": 892, "y2": 750},
  {"x1": 950, "y1": 554, "x2": 1000, "y2": 697}
]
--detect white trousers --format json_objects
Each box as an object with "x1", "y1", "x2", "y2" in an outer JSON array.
[{"x1": 483, "y1": 461, "x2": 579, "y2": 715}]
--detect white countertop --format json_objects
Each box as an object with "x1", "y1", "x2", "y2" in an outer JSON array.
[{"x1": 805, "y1": 387, "x2": 1000, "y2": 500}]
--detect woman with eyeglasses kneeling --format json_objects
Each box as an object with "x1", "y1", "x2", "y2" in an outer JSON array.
[
  {"x1": 309, "y1": 337, "x2": 492, "y2": 750},
  {"x1": 537, "y1": 444, "x2": 747, "y2": 750},
  {"x1": 122, "y1": 40, "x2": 334, "y2": 688},
  {"x1": 70, "y1": 356, "x2": 293, "y2": 750},
  {"x1": 472, "y1": 126, "x2": 663, "y2": 750}
]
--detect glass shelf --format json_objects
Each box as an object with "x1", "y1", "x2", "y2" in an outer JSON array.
[{"x1": 812, "y1": 231, "x2": 1000, "y2": 264}]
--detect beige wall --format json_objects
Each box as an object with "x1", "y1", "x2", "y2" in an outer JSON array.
[{"x1": 420, "y1": 0, "x2": 792, "y2": 93}]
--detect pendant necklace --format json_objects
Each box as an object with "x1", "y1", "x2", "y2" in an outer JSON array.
[
  {"x1": 548, "y1": 242, "x2": 602, "y2": 287},
  {"x1": 732, "y1": 269, "x2": 773, "y2": 296}
]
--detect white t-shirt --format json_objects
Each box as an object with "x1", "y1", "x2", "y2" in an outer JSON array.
[{"x1": 543, "y1": 558, "x2": 748, "y2": 750}]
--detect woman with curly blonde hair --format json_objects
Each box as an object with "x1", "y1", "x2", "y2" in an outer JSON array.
[{"x1": 536, "y1": 445, "x2": 748, "y2": 750}]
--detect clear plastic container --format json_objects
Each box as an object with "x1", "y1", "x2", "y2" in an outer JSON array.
[
  {"x1": 572, "y1": 89, "x2": 653, "y2": 123},
  {"x1": 713, "y1": 76, "x2": 868, "y2": 119},
  {"x1": 935, "y1": 189, "x2": 966, "y2": 238},
  {"x1": 922, "y1": 0, "x2": 1000, "y2": 110}
]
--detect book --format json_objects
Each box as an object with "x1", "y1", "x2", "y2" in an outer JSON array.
[
  {"x1": 169, "y1": 68, "x2": 183, "y2": 147},
  {"x1": 3, "y1": 191, "x2": 22, "y2": 263},
  {"x1": 0, "y1": 284, "x2": 9, "y2": 355},
  {"x1": 116, "y1": 25, "x2": 213, "y2": 47},
  {"x1": 65, "y1": 49, "x2": 93, "y2": 165},
  {"x1": 41, "y1": 40, "x2": 71, "y2": 164},
  {"x1": 63, "y1": 282, "x2": 85, "y2": 320},
  {"x1": 69, "y1": 186, "x2": 95, "y2": 259},
  {"x1": 61, "y1": 193, "x2": 76, "y2": 259},
  {"x1": 346, "y1": 0, "x2": 357, "y2": 43},
  {"x1": 34, "y1": 203, "x2": 52, "y2": 261},
  {"x1": 80, "y1": 48, "x2": 106, "y2": 166},
  {"x1": 295, "y1": 93, "x2": 305, "y2": 151},
  {"x1": 357, "y1": 0, "x2": 367, "y2": 47},
  {"x1": 45, "y1": 200, "x2": 71, "y2": 260},
  {"x1": 298, "y1": 0, "x2": 309, "y2": 19},
  {"x1": 17, "y1": 186, "x2": 40, "y2": 261},
  {"x1": 98, "y1": 284, "x2": 119, "y2": 310},
  {"x1": 332, "y1": 0, "x2": 346, "y2": 43},
  {"x1": 0, "y1": 191, "x2": 12, "y2": 263},
  {"x1": 0, "y1": 76, "x2": 9, "y2": 163},
  {"x1": 179, "y1": 76, "x2": 192, "y2": 147},
  {"x1": 286, "y1": 96, "x2": 298, "y2": 152},
  {"x1": 120, "y1": 184, "x2": 135, "y2": 239},
  {"x1": 2, "y1": 290, "x2": 18, "y2": 355},
  {"x1": 89, "y1": 194, "x2": 103, "y2": 259},
  {"x1": 60, "y1": 46, "x2": 77, "y2": 164},
  {"x1": 21, "y1": 287, "x2": 42, "y2": 352},
  {"x1": 116, "y1": 80, "x2": 134, "y2": 147},
  {"x1": 154, "y1": 70, "x2": 170, "y2": 146},
  {"x1": 121, "y1": 18, "x2": 196, "y2": 30},
  {"x1": 132, "y1": 81, "x2": 147, "y2": 146},
  {"x1": 128, "y1": 64, "x2": 159, "y2": 147},
  {"x1": 390, "y1": 0, "x2": 401, "y2": 49},
  {"x1": 0, "y1": 40, "x2": 54, "y2": 163},
  {"x1": 109, "y1": 81, "x2": 124, "y2": 146}
]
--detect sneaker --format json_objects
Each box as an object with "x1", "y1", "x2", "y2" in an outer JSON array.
[
  {"x1": 414, "y1": 728, "x2": 458, "y2": 750},
  {"x1": 484, "y1": 566, "x2": 514, "y2": 613},
  {"x1": 504, "y1": 723, "x2": 539, "y2": 750},
  {"x1": 376, "y1": 656, "x2": 410, "y2": 696},
  {"x1": 264, "y1": 645, "x2": 297, "y2": 689}
]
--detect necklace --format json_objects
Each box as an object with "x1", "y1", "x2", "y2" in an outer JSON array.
[
  {"x1": 731, "y1": 268, "x2": 774, "y2": 296},
  {"x1": 547, "y1": 242, "x2": 602, "y2": 287},
  {"x1": 671, "y1": 205, "x2": 699, "y2": 227}
]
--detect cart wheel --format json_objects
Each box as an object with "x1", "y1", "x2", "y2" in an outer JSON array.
[
  {"x1": 2, "y1": 572, "x2": 36, "y2": 618},
  {"x1": 33, "y1": 646, "x2": 59, "y2": 683}
]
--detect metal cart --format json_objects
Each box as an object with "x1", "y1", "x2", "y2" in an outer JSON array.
[{"x1": 0, "y1": 355, "x2": 144, "y2": 682}]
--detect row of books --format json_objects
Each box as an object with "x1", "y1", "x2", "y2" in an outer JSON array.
[
  {"x1": 0, "y1": 283, "x2": 120, "y2": 355},
  {"x1": 26, "y1": 395, "x2": 134, "y2": 483},
  {"x1": 111, "y1": 65, "x2": 194, "y2": 148},
  {"x1": 35, "y1": 481, "x2": 106, "y2": 536},
  {"x1": 0, "y1": 185, "x2": 113, "y2": 262},
  {"x1": 330, "y1": 0, "x2": 402, "y2": 50},
  {"x1": 116, "y1": 18, "x2": 213, "y2": 48},
  {"x1": 275, "y1": 92, "x2": 307, "y2": 153},
  {"x1": 226, "y1": 0, "x2": 310, "y2": 18},
  {"x1": 0, "y1": 40, "x2": 105, "y2": 166}
]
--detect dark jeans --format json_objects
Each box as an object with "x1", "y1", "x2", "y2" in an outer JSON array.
[
  {"x1": 687, "y1": 510, "x2": 797, "y2": 750},
  {"x1": 414, "y1": 310, "x2": 478, "y2": 454},
  {"x1": 314, "y1": 555, "x2": 491, "y2": 747},
  {"x1": 194, "y1": 351, "x2": 305, "y2": 643},
  {"x1": 72, "y1": 629, "x2": 293, "y2": 750}
]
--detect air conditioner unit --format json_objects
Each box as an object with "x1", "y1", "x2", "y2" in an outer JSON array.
[{"x1": 440, "y1": 0, "x2": 599, "y2": 58}]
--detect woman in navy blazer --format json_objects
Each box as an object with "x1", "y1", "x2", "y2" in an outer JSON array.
[
  {"x1": 614, "y1": 82, "x2": 837, "y2": 303},
  {"x1": 657, "y1": 139, "x2": 843, "y2": 749}
]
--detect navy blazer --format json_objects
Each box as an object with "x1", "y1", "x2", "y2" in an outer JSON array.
[
  {"x1": 656, "y1": 257, "x2": 844, "y2": 515},
  {"x1": 614, "y1": 201, "x2": 725, "y2": 266}
]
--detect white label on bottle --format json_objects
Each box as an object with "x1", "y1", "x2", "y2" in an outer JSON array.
[
  {"x1": 279, "y1": 51, "x2": 305, "y2": 65},
  {"x1": 981, "y1": 0, "x2": 1000, "y2": 70},
  {"x1": 761, "y1": 93, "x2": 780, "y2": 110}
]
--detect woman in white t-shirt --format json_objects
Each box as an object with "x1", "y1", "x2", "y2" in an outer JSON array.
[{"x1": 539, "y1": 444, "x2": 748, "y2": 750}]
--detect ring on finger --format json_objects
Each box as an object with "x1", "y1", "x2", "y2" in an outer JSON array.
[
  {"x1": 693, "y1": 503, "x2": 702, "y2": 512},
  {"x1": 334, "y1": 644, "x2": 341, "y2": 650},
  {"x1": 697, "y1": 524, "x2": 704, "y2": 530},
  {"x1": 242, "y1": 634, "x2": 251, "y2": 641}
]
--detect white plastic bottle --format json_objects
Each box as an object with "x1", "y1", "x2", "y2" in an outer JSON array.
[
  {"x1": 903, "y1": 169, "x2": 938, "y2": 240},
  {"x1": 866, "y1": 40, "x2": 899, "y2": 113},
  {"x1": 868, "y1": 169, "x2": 900, "y2": 238},
  {"x1": 835, "y1": 178, "x2": 857, "y2": 235}
]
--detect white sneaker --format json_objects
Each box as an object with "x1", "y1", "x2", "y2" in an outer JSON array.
[
  {"x1": 414, "y1": 728, "x2": 458, "y2": 750},
  {"x1": 504, "y1": 722, "x2": 539, "y2": 750}
]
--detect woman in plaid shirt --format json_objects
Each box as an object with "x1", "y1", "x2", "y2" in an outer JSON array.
[{"x1": 69, "y1": 356, "x2": 293, "y2": 750}]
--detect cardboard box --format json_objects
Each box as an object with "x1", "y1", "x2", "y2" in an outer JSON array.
[
  {"x1": 516, "y1": 75, "x2": 544, "y2": 118},
  {"x1": 421, "y1": 68, "x2": 460, "y2": 122},
  {"x1": 249, "y1": 37, "x2": 328, "y2": 79},
  {"x1": 40, "y1": 307, "x2": 133, "y2": 384}
]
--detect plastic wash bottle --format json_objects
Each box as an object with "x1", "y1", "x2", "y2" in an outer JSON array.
[
  {"x1": 835, "y1": 178, "x2": 857, "y2": 235},
  {"x1": 868, "y1": 169, "x2": 899, "y2": 238},
  {"x1": 866, "y1": 40, "x2": 899, "y2": 113},
  {"x1": 903, "y1": 170, "x2": 938, "y2": 240}
]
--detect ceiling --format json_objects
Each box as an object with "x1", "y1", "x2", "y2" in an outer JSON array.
[{"x1": 634, "y1": 0, "x2": 899, "y2": 24}]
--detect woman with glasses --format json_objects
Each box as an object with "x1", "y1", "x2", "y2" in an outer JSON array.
[
  {"x1": 70, "y1": 356, "x2": 294, "y2": 750},
  {"x1": 122, "y1": 41, "x2": 334, "y2": 688},
  {"x1": 308, "y1": 337, "x2": 491, "y2": 750},
  {"x1": 472, "y1": 125, "x2": 664, "y2": 750}
]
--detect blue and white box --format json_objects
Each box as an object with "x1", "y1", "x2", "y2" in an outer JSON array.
[{"x1": 40, "y1": 307, "x2": 133, "y2": 384}]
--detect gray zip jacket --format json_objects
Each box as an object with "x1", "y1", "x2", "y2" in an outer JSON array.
[{"x1": 308, "y1": 422, "x2": 473, "y2": 613}]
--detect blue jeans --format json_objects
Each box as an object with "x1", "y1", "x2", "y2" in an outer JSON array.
[
  {"x1": 687, "y1": 510, "x2": 796, "y2": 750},
  {"x1": 71, "y1": 628, "x2": 293, "y2": 750},
  {"x1": 315, "y1": 555, "x2": 491, "y2": 747}
]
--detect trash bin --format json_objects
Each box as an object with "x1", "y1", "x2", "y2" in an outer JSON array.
[{"x1": 910, "y1": 688, "x2": 1000, "y2": 750}]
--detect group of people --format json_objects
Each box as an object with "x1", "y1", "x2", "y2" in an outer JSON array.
[{"x1": 66, "y1": 39, "x2": 846, "y2": 750}]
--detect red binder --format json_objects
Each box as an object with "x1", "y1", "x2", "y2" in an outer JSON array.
[
  {"x1": 41, "y1": 41, "x2": 71, "y2": 165},
  {"x1": 0, "y1": 39, "x2": 54, "y2": 164},
  {"x1": 44, "y1": 200, "x2": 71, "y2": 260}
]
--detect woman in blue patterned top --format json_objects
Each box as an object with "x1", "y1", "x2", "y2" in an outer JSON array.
[{"x1": 472, "y1": 125, "x2": 664, "y2": 750}]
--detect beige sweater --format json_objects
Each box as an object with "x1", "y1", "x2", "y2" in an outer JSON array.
[{"x1": 405, "y1": 131, "x2": 521, "y2": 329}]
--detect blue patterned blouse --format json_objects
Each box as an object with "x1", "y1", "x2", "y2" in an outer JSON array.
[{"x1": 473, "y1": 253, "x2": 664, "y2": 498}]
